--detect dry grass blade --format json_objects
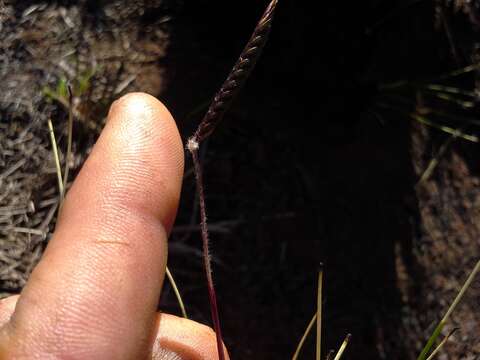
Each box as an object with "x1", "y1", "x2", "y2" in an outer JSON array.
[
  {"x1": 0, "y1": 158, "x2": 27, "y2": 179},
  {"x1": 410, "y1": 114, "x2": 478, "y2": 143},
  {"x1": 292, "y1": 313, "x2": 317, "y2": 360},
  {"x1": 425, "y1": 328, "x2": 459, "y2": 360},
  {"x1": 438, "y1": 62, "x2": 480, "y2": 80},
  {"x1": 333, "y1": 334, "x2": 352, "y2": 360},
  {"x1": 416, "y1": 131, "x2": 459, "y2": 187},
  {"x1": 379, "y1": 63, "x2": 480, "y2": 91},
  {"x1": 192, "y1": 0, "x2": 278, "y2": 143},
  {"x1": 165, "y1": 266, "x2": 188, "y2": 319},
  {"x1": 317, "y1": 263, "x2": 324, "y2": 360},
  {"x1": 325, "y1": 350, "x2": 335, "y2": 360},
  {"x1": 47, "y1": 119, "x2": 64, "y2": 197},
  {"x1": 186, "y1": 1, "x2": 279, "y2": 359},
  {"x1": 61, "y1": 85, "x2": 74, "y2": 203},
  {"x1": 424, "y1": 84, "x2": 476, "y2": 97}
]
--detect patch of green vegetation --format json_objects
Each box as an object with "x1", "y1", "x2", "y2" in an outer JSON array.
[{"x1": 43, "y1": 67, "x2": 96, "y2": 104}]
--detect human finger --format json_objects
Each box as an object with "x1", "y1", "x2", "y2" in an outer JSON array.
[{"x1": 1, "y1": 93, "x2": 183, "y2": 359}]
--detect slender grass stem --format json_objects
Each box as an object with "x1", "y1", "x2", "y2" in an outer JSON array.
[
  {"x1": 432, "y1": 93, "x2": 475, "y2": 109},
  {"x1": 292, "y1": 313, "x2": 317, "y2": 360},
  {"x1": 425, "y1": 328, "x2": 459, "y2": 360},
  {"x1": 411, "y1": 114, "x2": 479, "y2": 143},
  {"x1": 325, "y1": 350, "x2": 335, "y2": 360},
  {"x1": 333, "y1": 334, "x2": 352, "y2": 360},
  {"x1": 377, "y1": 96, "x2": 480, "y2": 127},
  {"x1": 185, "y1": 1, "x2": 278, "y2": 358},
  {"x1": 438, "y1": 63, "x2": 480, "y2": 80},
  {"x1": 424, "y1": 84, "x2": 476, "y2": 98},
  {"x1": 62, "y1": 85, "x2": 74, "y2": 203},
  {"x1": 188, "y1": 140, "x2": 225, "y2": 360},
  {"x1": 47, "y1": 119, "x2": 64, "y2": 197},
  {"x1": 417, "y1": 260, "x2": 480, "y2": 360},
  {"x1": 377, "y1": 100, "x2": 480, "y2": 142},
  {"x1": 165, "y1": 266, "x2": 188, "y2": 319},
  {"x1": 428, "y1": 109, "x2": 480, "y2": 127},
  {"x1": 316, "y1": 264, "x2": 323, "y2": 360},
  {"x1": 379, "y1": 62, "x2": 480, "y2": 90},
  {"x1": 416, "y1": 131, "x2": 459, "y2": 186}
]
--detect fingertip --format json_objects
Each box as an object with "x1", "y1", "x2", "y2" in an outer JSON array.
[
  {"x1": 111, "y1": 92, "x2": 184, "y2": 229},
  {"x1": 109, "y1": 93, "x2": 173, "y2": 128},
  {"x1": 63, "y1": 91, "x2": 184, "y2": 232}
]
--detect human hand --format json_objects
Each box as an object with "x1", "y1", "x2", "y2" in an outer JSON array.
[{"x1": 0, "y1": 93, "x2": 228, "y2": 359}]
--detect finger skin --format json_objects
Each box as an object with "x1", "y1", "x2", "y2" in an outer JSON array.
[
  {"x1": 0, "y1": 296, "x2": 18, "y2": 328},
  {"x1": 0, "y1": 93, "x2": 184, "y2": 359},
  {"x1": 151, "y1": 314, "x2": 230, "y2": 360},
  {"x1": 0, "y1": 297, "x2": 229, "y2": 360}
]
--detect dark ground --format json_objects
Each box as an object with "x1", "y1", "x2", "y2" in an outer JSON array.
[{"x1": 1, "y1": 0, "x2": 480, "y2": 359}]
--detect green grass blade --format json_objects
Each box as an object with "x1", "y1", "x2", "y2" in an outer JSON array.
[
  {"x1": 417, "y1": 260, "x2": 480, "y2": 360},
  {"x1": 411, "y1": 114, "x2": 479, "y2": 143},
  {"x1": 416, "y1": 132, "x2": 458, "y2": 186},
  {"x1": 424, "y1": 84, "x2": 476, "y2": 98},
  {"x1": 417, "y1": 323, "x2": 445, "y2": 360},
  {"x1": 432, "y1": 93, "x2": 475, "y2": 109},
  {"x1": 438, "y1": 63, "x2": 480, "y2": 80},
  {"x1": 425, "y1": 328, "x2": 458, "y2": 360}
]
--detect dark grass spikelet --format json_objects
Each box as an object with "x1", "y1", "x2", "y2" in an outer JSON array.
[
  {"x1": 191, "y1": 0, "x2": 278, "y2": 144},
  {"x1": 186, "y1": 1, "x2": 279, "y2": 359}
]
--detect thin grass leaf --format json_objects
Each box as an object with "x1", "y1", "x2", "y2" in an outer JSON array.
[
  {"x1": 417, "y1": 260, "x2": 480, "y2": 360},
  {"x1": 292, "y1": 313, "x2": 317, "y2": 360},
  {"x1": 379, "y1": 63, "x2": 480, "y2": 91},
  {"x1": 416, "y1": 131, "x2": 459, "y2": 186},
  {"x1": 61, "y1": 85, "x2": 74, "y2": 204},
  {"x1": 424, "y1": 84, "x2": 476, "y2": 98},
  {"x1": 410, "y1": 114, "x2": 478, "y2": 143},
  {"x1": 428, "y1": 109, "x2": 480, "y2": 127},
  {"x1": 431, "y1": 93, "x2": 475, "y2": 109},
  {"x1": 438, "y1": 63, "x2": 480, "y2": 80},
  {"x1": 333, "y1": 334, "x2": 352, "y2": 360},
  {"x1": 165, "y1": 266, "x2": 188, "y2": 319},
  {"x1": 317, "y1": 264, "x2": 324, "y2": 360},
  {"x1": 425, "y1": 328, "x2": 459, "y2": 360},
  {"x1": 56, "y1": 77, "x2": 69, "y2": 100},
  {"x1": 76, "y1": 67, "x2": 96, "y2": 96},
  {"x1": 377, "y1": 96, "x2": 480, "y2": 128},
  {"x1": 325, "y1": 350, "x2": 335, "y2": 360},
  {"x1": 47, "y1": 119, "x2": 64, "y2": 197}
]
